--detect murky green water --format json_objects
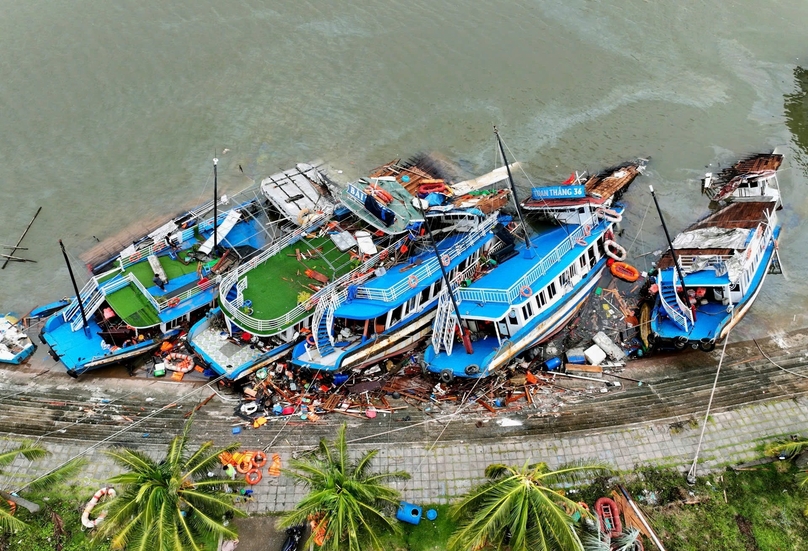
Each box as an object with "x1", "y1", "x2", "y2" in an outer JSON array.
[{"x1": 1, "y1": 0, "x2": 807, "y2": 342}]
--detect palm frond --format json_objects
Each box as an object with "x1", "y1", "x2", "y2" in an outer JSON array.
[
  {"x1": 765, "y1": 439, "x2": 808, "y2": 459},
  {"x1": 0, "y1": 504, "x2": 28, "y2": 534},
  {"x1": 0, "y1": 441, "x2": 48, "y2": 470},
  {"x1": 25, "y1": 457, "x2": 87, "y2": 492},
  {"x1": 104, "y1": 447, "x2": 157, "y2": 472}
]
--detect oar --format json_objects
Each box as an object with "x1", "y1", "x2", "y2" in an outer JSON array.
[{"x1": 2, "y1": 207, "x2": 41, "y2": 269}]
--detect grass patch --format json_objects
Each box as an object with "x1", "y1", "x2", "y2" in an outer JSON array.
[
  {"x1": 614, "y1": 464, "x2": 808, "y2": 551},
  {"x1": 3, "y1": 486, "x2": 112, "y2": 551},
  {"x1": 377, "y1": 504, "x2": 454, "y2": 551}
]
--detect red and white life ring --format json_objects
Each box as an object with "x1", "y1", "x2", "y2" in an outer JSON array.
[
  {"x1": 81, "y1": 487, "x2": 116, "y2": 529},
  {"x1": 165, "y1": 352, "x2": 194, "y2": 373},
  {"x1": 441, "y1": 254, "x2": 451, "y2": 267},
  {"x1": 604, "y1": 239, "x2": 627, "y2": 261},
  {"x1": 408, "y1": 274, "x2": 419, "y2": 288}
]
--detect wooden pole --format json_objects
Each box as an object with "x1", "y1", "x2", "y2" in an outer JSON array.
[
  {"x1": 0, "y1": 254, "x2": 35, "y2": 262},
  {"x1": 2, "y1": 207, "x2": 41, "y2": 269}
]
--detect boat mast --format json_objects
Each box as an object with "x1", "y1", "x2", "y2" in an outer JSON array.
[
  {"x1": 417, "y1": 208, "x2": 474, "y2": 354},
  {"x1": 649, "y1": 185, "x2": 687, "y2": 291},
  {"x1": 59, "y1": 239, "x2": 90, "y2": 338},
  {"x1": 213, "y1": 156, "x2": 219, "y2": 255},
  {"x1": 494, "y1": 126, "x2": 534, "y2": 257}
]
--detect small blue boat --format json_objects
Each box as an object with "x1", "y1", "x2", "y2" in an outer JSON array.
[
  {"x1": 647, "y1": 182, "x2": 782, "y2": 351},
  {"x1": 41, "y1": 161, "x2": 327, "y2": 377},
  {"x1": 0, "y1": 314, "x2": 36, "y2": 364}
]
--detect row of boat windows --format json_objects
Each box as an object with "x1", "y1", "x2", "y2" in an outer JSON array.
[{"x1": 500, "y1": 237, "x2": 604, "y2": 336}]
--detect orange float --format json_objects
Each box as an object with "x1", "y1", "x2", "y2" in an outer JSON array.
[{"x1": 610, "y1": 261, "x2": 640, "y2": 283}]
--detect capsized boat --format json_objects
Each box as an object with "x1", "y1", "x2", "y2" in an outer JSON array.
[
  {"x1": 41, "y1": 161, "x2": 330, "y2": 377},
  {"x1": 0, "y1": 314, "x2": 36, "y2": 364},
  {"x1": 521, "y1": 159, "x2": 646, "y2": 225},
  {"x1": 647, "y1": 196, "x2": 782, "y2": 351},
  {"x1": 701, "y1": 149, "x2": 783, "y2": 208}
]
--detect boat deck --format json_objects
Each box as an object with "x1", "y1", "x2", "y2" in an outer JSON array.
[
  {"x1": 239, "y1": 235, "x2": 356, "y2": 321},
  {"x1": 716, "y1": 152, "x2": 783, "y2": 182},
  {"x1": 191, "y1": 325, "x2": 266, "y2": 372},
  {"x1": 585, "y1": 162, "x2": 643, "y2": 199},
  {"x1": 457, "y1": 223, "x2": 595, "y2": 320},
  {"x1": 653, "y1": 300, "x2": 729, "y2": 342}
]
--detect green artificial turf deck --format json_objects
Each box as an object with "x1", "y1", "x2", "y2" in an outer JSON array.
[
  {"x1": 241, "y1": 235, "x2": 356, "y2": 321},
  {"x1": 105, "y1": 283, "x2": 161, "y2": 328}
]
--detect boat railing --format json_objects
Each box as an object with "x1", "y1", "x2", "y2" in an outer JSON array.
[
  {"x1": 118, "y1": 209, "x2": 236, "y2": 271},
  {"x1": 659, "y1": 269, "x2": 692, "y2": 331},
  {"x1": 62, "y1": 276, "x2": 103, "y2": 323},
  {"x1": 430, "y1": 262, "x2": 480, "y2": 355},
  {"x1": 455, "y1": 212, "x2": 600, "y2": 305},
  {"x1": 154, "y1": 275, "x2": 220, "y2": 312},
  {"x1": 676, "y1": 254, "x2": 734, "y2": 273},
  {"x1": 349, "y1": 214, "x2": 499, "y2": 304}
]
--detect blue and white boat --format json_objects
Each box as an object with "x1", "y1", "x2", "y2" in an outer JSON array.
[
  {"x1": 0, "y1": 314, "x2": 36, "y2": 364},
  {"x1": 289, "y1": 211, "x2": 500, "y2": 373},
  {"x1": 701, "y1": 150, "x2": 783, "y2": 209},
  {"x1": 40, "y1": 161, "x2": 329, "y2": 377},
  {"x1": 423, "y1": 205, "x2": 625, "y2": 381},
  {"x1": 645, "y1": 189, "x2": 782, "y2": 352},
  {"x1": 423, "y1": 130, "x2": 633, "y2": 381}
]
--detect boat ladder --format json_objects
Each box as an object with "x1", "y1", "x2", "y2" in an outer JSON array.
[
  {"x1": 658, "y1": 269, "x2": 693, "y2": 332},
  {"x1": 431, "y1": 290, "x2": 458, "y2": 356}
]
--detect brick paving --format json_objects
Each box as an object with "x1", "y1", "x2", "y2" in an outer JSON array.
[{"x1": 2, "y1": 394, "x2": 807, "y2": 512}]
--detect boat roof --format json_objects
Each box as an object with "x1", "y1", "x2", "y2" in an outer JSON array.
[
  {"x1": 656, "y1": 201, "x2": 777, "y2": 270},
  {"x1": 335, "y1": 232, "x2": 489, "y2": 319},
  {"x1": 523, "y1": 160, "x2": 644, "y2": 210},
  {"x1": 260, "y1": 163, "x2": 334, "y2": 225},
  {"x1": 456, "y1": 222, "x2": 595, "y2": 321},
  {"x1": 338, "y1": 177, "x2": 424, "y2": 235},
  {"x1": 715, "y1": 152, "x2": 783, "y2": 183}
]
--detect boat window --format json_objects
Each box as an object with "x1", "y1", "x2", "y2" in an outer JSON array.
[
  {"x1": 388, "y1": 305, "x2": 403, "y2": 327},
  {"x1": 538, "y1": 291, "x2": 547, "y2": 307},
  {"x1": 587, "y1": 246, "x2": 596, "y2": 266},
  {"x1": 508, "y1": 310, "x2": 519, "y2": 326},
  {"x1": 578, "y1": 207, "x2": 585, "y2": 214},
  {"x1": 579, "y1": 255, "x2": 587, "y2": 269},
  {"x1": 419, "y1": 287, "x2": 430, "y2": 305},
  {"x1": 522, "y1": 301, "x2": 533, "y2": 320},
  {"x1": 548, "y1": 282, "x2": 557, "y2": 300},
  {"x1": 568, "y1": 264, "x2": 577, "y2": 278}
]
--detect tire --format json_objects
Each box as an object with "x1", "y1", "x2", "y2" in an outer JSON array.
[
  {"x1": 465, "y1": 364, "x2": 480, "y2": 376},
  {"x1": 699, "y1": 339, "x2": 716, "y2": 352},
  {"x1": 440, "y1": 369, "x2": 454, "y2": 383},
  {"x1": 674, "y1": 337, "x2": 688, "y2": 350}
]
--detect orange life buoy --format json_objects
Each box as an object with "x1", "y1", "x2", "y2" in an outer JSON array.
[
  {"x1": 441, "y1": 254, "x2": 451, "y2": 267},
  {"x1": 576, "y1": 237, "x2": 587, "y2": 247},
  {"x1": 237, "y1": 453, "x2": 254, "y2": 474},
  {"x1": 252, "y1": 451, "x2": 267, "y2": 468},
  {"x1": 520, "y1": 285, "x2": 533, "y2": 297},
  {"x1": 245, "y1": 469, "x2": 262, "y2": 485},
  {"x1": 128, "y1": 251, "x2": 142, "y2": 264},
  {"x1": 578, "y1": 501, "x2": 590, "y2": 512},
  {"x1": 306, "y1": 334, "x2": 315, "y2": 346},
  {"x1": 408, "y1": 274, "x2": 419, "y2": 288},
  {"x1": 167, "y1": 297, "x2": 180, "y2": 308},
  {"x1": 583, "y1": 224, "x2": 591, "y2": 237},
  {"x1": 610, "y1": 261, "x2": 640, "y2": 283}
]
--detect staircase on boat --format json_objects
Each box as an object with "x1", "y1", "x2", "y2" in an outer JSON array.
[
  {"x1": 198, "y1": 209, "x2": 241, "y2": 255},
  {"x1": 310, "y1": 293, "x2": 336, "y2": 357},
  {"x1": 657, "y1": 268, "x2": 693, "y2": 332},
  {"x1": 431, "y1": 290, "x2": 458, "y2": 356}
]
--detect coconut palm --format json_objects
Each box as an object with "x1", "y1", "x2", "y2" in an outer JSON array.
[
  {"x1": 766, "y1": 436, "x2": 808, "y2": 515},
  {"x1": 280, "y1": 423, "x2": 410, "y2": 551},
  {"x1": 93, "y1": 416, "x2": 246, "y2": 550},
  {"x1": 0, "y1": 440, "x2": 84, "y2": 534},
  {"x1": 448, "y1": 460, "x2": 613, "y2": 551}
]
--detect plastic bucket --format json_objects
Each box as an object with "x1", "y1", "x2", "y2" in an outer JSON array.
[{"x1": 544, "y1": 356, "x2": 562, "y2": 371}]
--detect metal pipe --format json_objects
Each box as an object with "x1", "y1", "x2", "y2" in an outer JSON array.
[
  {"x1": 494, "y1": 126, "x2": 532, "y2": 250},
  {"x1": 213, "y1": 157, "x2": 219, "y2": 255},
  {"x1": 649, "y1": 185, "x2": 687, "y2": 291},
  {"x1": 59, "y1": 239, "x2": 90, "y2": 338}
]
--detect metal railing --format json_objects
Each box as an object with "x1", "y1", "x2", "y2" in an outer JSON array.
[
  {"x1": 455, "y1": 212, "x2": 599, "y2": 305},
  {"x1": 659, "y1": 269, "x2": 692, "y2": 331},
  {"x1": 348, "y1": 214, "x2": 499, "y2": 304}
]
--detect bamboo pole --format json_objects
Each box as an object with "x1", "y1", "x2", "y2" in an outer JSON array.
[{"x1": 2, "y1": 206, "x2": 41, "y2": 269}]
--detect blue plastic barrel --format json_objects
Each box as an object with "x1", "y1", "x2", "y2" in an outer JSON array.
[
  {"x1": 544, "y1": 356, "x2": 562, "y2": 371},
  {"x1": 396, "y1": 501, "x2": 422, "y2": 525},
  {"x1": 333, "y1": 373, "x2": 349, "y2": 385}
]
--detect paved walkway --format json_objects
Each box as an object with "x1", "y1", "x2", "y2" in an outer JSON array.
[{"x1": 3, "y1": 394, "x2": 807, "y2": 512}]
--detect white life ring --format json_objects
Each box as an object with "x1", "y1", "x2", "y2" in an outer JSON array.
[
  {"x1": 81, "y1": 487, "x2": 116, "y2": 529},
  {"x1": 164, "y1": 352, "x2": 194, "y2": 373},
  {"x1": 597, "y1": 208, "x2": 623, "y2": 223},
  {"x1": 604, "y1": 239, "x2": 627, "y2": 261}
]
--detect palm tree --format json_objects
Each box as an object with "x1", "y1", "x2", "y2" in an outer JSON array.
[
  {"x1": 280, "y1": 423, "x2": 410, "y2": 551},
  {"x1": 766, "y1": 436, "x2": 808, "y2": 515},
  {"x1": 448, "y1": 460, "x2": 613, "y2": 551},
  {"x1": 0, "y1": 441, "x2": 84, "y2": 534},
  {"x1": 93, "y1": 416, "x2": 246, "y2": 550}
]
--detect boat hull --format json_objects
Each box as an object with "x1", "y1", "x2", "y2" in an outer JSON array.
[{"x1": 292, "y1": 309, "x2": 437, "y2": 373}]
